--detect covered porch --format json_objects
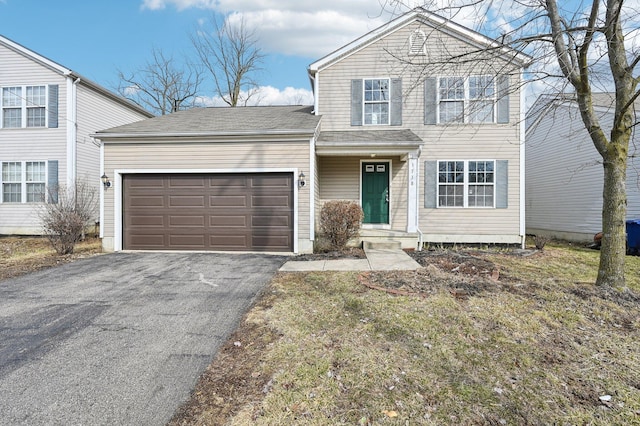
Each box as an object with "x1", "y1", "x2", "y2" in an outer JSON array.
[{"x1": 314, "y1": 130, "x2": 423, "y2": 249}]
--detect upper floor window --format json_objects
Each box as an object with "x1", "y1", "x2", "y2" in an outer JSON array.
[
  {"x1": 438, "y1": 160, "x2": 495, "y2": 208},
  {"x1": 364, "y1": 79, "x2": 389, "y2": 125},
  {"x1": 1, "y1": 85, "x2": 47, "y2": 128},
  {"x1": 409, "y1": 30, "x2": 427, "y2": 55},
  {"x1": 438, "y1": 76, "x2": 496, "y2": 124},
  {"x1": 1, "y1": 160, "x2": 46, "y2": 203}
]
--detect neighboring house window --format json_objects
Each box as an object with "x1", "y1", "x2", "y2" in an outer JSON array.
[
  {"x1": 409, "y1": 30, "x2": 427, "y2": 55},
  {"x1": 1, "y1": 160, "x2": 46, "y2": 203},
  {"x1": 364, "y1": 79, "x2": 390, "y2": 125},
  {"x1": 1, "y1": 85, "x2": 47, "y2": 128},
  {"x1": 437, "y1": 160, "x2": 495, "y2": 207},
  {"x1": 425, "y1": 75, "x2": 504, "y2": 125}
]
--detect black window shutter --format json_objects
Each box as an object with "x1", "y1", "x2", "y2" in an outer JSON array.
[
  {"x1": 390, "y1": 78, "x2": 402, "y2": 126},
  {"x1": 351, "y1": 79, "x2": 363, "y2": 126},
  {"x1": 47, "y1": 160, "x2": 59, "y2": 204},
  {"x1": 496, "y1": 160, "x2": 508, "y2": 208},
  {"x1": 48, "y1": 85, "x2": 59, "y2": 128},
  {"x1": 496, "y1": 76, "x2": 510, "y2": 124},
  {"x1": 424, "y1": 161, "x2": 437, "y2": 208},
  {"x1": 424, "y1": 78, "x2": 437, "y2": 125}
]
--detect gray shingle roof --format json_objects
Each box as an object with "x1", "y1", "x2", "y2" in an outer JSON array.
[
  {"x1": 96, "y1": 105, "x2": 319, "y2": 136},
  {"x1": 318, "y1": 129, "x2": 423, "y2": 143}
]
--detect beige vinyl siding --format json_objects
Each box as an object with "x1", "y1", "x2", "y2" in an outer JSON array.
[
  {"x1": 526, "y1": 103, "x2": 640, "y2": 241},
  {"x1": 318, "y1": 156, "x2": 408, "y2": 231},
  {"x1": 0, "y1": 44, "x2": 68, "y2": 234},
  {"x1": 75, "y1": 84, "x2": 150, "y2": 208},
  {"x1": 103, "y1": 140, "x2": 311, "y2": 251},
  {"x1": 314, "y1": 19, "x2": 523, "y2": 243}
]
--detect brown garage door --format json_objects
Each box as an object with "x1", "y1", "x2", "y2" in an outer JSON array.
[{"x1": 123, "y1": 173, "x2": 293, "y2": 251}]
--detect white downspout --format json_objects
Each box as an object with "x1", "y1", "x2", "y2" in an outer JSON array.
[
  {"x1": 66, "y1": 75, "x2": 80, "y2": 188},
  {"x1": 99, "y1": 141, "x2": 105, "y2": 239},
  {"x1": 519, "y1": 69, "x2": 526, "y2": 249}
]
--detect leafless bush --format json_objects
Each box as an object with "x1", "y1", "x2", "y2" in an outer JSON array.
[
  {"x1": 319, "y1": 200, "x2": 364, "y2": 250},
  {"x1": 39, "y1": 181, "x2": 98, "y2": 255},
  {"x1": 534, "y1": 235, "x2": 550, "y2": 251}
]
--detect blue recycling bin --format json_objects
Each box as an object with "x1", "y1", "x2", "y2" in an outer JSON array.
[{"x1": 627, "y1": 219, "x2": 640, "y2": 255}]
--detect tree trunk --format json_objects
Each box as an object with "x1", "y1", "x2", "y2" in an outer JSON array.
[{"x1": 597, "y1": 151, "x2": 627, "y2": 288}]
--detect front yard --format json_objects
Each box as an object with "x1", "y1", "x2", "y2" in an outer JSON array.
[
  {"x1": 3, "y1": 237, "x2": 639, "y2": 424},
  {"x1": 172, "y1": 242, "x2": 640, "y2": 425}
]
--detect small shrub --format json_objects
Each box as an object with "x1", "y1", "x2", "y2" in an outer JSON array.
[
  {"x1": 534, "y1": 235, "x2": 550, "y2": 251},
  {"x1": 39, "y1": 181, "x2": 98, "y2": 255},
  {"x1": 319, "y1": 200, "x2": 364, "y2": 250}
]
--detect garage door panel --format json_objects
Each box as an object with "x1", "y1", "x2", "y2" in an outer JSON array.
[
  {"x1": 123, "y1": 173, "x2": 293, "y2": 251},
  {"x1": 169, "y1": 215, "x2": 205, "y2": 227},
  {"x1": 252, "y1": 195, "x2": 291, "y2": 208},
  {"x1": 210, "y1": 195, "x2": 248, "y2": 207},
  {"x1": 169, "y1": 195, "x2": 206, "y2": 207},
  {"x1": 210, "y1": 215, "x2": 247, "y2": 227}
]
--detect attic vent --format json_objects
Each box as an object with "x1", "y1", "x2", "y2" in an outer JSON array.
[{"x1": 409, "y1": 30, "x2": 427, "y2": 55}]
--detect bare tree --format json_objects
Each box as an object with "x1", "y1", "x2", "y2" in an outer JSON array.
[
  {"x1": 191, "y1": 14, "x2": 265, "y2": 107},
  {"x1": 384, "y1": 1, "x2": 639, "y2": 288},
  {"x1": 117, "y1": 48, "x2": 202, "y2": 115}
]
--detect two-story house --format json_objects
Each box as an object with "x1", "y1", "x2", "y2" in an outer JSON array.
[
  {"x1": 94, "y1": 8, "x2": 529, "y2": 253},
  {"x1": 0, "y1": 35, "x2": 153, "y2": 235}
]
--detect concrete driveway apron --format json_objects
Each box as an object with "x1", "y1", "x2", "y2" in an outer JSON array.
[{"x1": 0, "y1": 252, "x2": 285, "y2": 426}]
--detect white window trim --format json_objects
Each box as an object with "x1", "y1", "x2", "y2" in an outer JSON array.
[
  {"x1": 362, "y1": 78, "x2": 391, "y2": 126},
  {"x1": 1, "y1": 160, "x2": 48, "y2": 203},
  {"x1": 436, "y1": 159, "x2": 496, "y2": 208},
  {"x1": 1, "y1": 85, "x2": 48, "y2": 129},
  {"x1": 437, "y1": 76, "x2": 496, "y2": 124}
]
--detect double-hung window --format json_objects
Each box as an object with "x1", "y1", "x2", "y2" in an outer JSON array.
[
  {"x1": 364, "y1": 79, "x2": 389, "y2": 125},
  {"x1": 438, "y1": 160, "x2": 495, "y2": 207},
  {"x1": 1, "y1": 161, "x2": 46, "y2": 203},
  {"x1": 438, "y1": 75, "x2": 496, "y2": 124},
  {"x1": 1, "y1": 85, "x2": 47, "y2": 128}
]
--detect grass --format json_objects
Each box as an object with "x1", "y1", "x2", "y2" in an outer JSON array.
[{"x1": 200, "y1": 242, "x2": 640, "y2": 425}]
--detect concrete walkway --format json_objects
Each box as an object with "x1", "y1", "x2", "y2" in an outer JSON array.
[{"x1": 279, "y1": 247, "x2": 421, "y2": 272}]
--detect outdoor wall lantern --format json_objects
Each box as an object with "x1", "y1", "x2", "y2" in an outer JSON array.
[
  {"x1": 298, "y1": 171, "x2": 306, "y2": 188},
  {"x1": 101, "y1": 174, "x2": 112, "y2": 189}
]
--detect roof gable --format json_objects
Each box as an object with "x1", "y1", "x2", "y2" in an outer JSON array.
[
  {"x1": 0, "y1": 34, "x2": 71, "y2": 75},
  {"x1": 308, "y1": 8, "x2": 531, "y2": 74}
]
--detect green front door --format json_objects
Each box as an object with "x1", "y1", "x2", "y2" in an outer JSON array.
[{"x1": 362, "y1": 162, "x2": 389, "y2": 224}]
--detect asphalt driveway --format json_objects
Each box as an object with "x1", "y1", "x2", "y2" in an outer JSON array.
[{"x1": 0, "y1": 252, "x2": 285, "y2": 425}]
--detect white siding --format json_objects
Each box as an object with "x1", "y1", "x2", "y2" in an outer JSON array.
[
  {"x1": 314, "y1": 19, "x2": 524, "y2": 244},
  {"x1": 526, "y1": 103, "x2": 640, "y2": 241},
  {"x1": 0, "y1": 44, "x2": 68, "y2": 234}
]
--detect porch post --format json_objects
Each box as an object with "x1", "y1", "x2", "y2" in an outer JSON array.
[{"x1": 407, "y1": 151, "x2": 419, "y2": 233}]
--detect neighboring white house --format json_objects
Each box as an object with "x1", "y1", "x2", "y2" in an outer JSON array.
[
  {"x1": 0, "y1": 35, "x2": 153, "y2": 235},
  {"x1": 95, "y1": 8, "x2": 530, "y2": 253},
  {"x1": 525, "y1": 93, "x2": 640, "y2": 242}
]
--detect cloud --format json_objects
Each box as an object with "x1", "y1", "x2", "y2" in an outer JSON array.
[{"x1": 197, "y1": 85, "x2": 313, "y2": 107}]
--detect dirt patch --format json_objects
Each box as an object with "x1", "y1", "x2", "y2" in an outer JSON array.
[
  {"x1": 0, "y1": 236, "x2": 102, "y2": 282},
  {"x1": 294, "y1": 247, "x2": 366, "y2": 261}
]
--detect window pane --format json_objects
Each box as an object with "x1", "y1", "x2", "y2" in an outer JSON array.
[
  {"x1": 469, "y1": 76, "x2": 495, "y2": 99},
  {"x1": 439, "y1": 101, "x2": 464, "y2": 123},
  {"x1": 469, "y1": 185, "x2": 494, "y2": 207},
  {"x1": 2, "y1": 87, "x2": 21, "y2": 107},
  {"x1": 2, "y1": 183, "x2": 21, "y2": 202},
  {"x1": 27, "y1": 107, "x2": 46, "y2": 127},
  {"x1": 27, "y1": 183, "x2": 45, "y2": 202},
  {"x1": 438, "y1": 184, "x2": 463, "y2": 207},
  {"x1": 364, "y1": 103, "x2": 389, "y2": 125},
  {"x1": 26, "y1": 86, "x2": 46, "y2": 106},
  {"x1": 439, "y1": 77, "x2": 464, "y2": 100},
  {"x1": 2, "y1": 162, "x2": 21, "y2": 181},
  {"x1": 2, "y1": 108, "x2": 22, "y2": 128},
  {"x1": 469, "y1": 100, "x2": 494, "y2": 123},
  {"x1": 26, "y1": 161, "x2": 45, "y2": 182}
]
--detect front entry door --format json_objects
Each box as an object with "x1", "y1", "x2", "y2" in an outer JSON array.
[{"x1": 362, "y1": 162, "x2": 390, "y2": 224}]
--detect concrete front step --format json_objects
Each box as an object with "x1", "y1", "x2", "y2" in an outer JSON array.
[{"x1": 362, "y1": 240, "x2": 402, "y2": 250}]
